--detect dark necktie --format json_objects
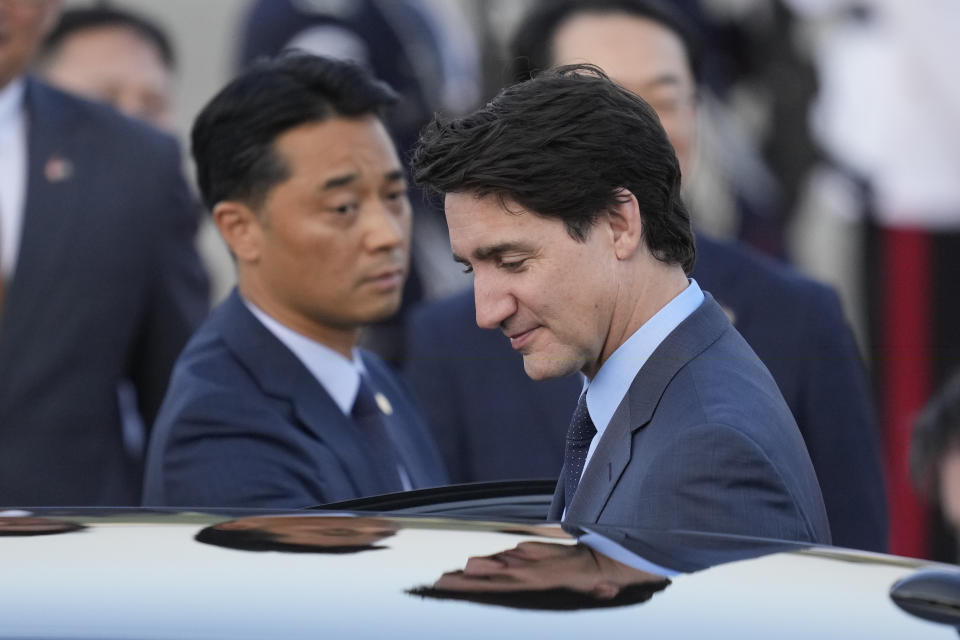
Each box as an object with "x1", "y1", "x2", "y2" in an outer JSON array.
[
  {"x1": 352, "y1": 375, "x2": 404, "y2": 492},
  {"x1": 563, "y1": 393, "x2": 597, "y2": 510}
]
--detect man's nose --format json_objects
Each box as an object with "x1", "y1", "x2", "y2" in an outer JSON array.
[
  {"x1": 364, "y1": 202, "x2": 408, "y2": 252},
  {"x1": 474, "y1": 271, "x2": 516, "y2": 330}
]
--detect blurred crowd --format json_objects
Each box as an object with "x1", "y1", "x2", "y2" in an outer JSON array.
[{"x1": 1, "y1": 0, "x2": 959, "y2": 561}]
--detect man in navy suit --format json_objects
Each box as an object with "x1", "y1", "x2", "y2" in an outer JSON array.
[
  {"x1": 412, "y1": 64, "x2": 830, "y2": 542},
  {"x1": 0, "y1": 0, "x2": 209, "y2": 506},
  {"x1": 142, "y1": 54, "x2": 446, "y2": 508},
  {"x1": 405, "y1": 0, "x2": 885, "y2": 550}
]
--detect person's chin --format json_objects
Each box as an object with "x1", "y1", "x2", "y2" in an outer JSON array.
[
  {"x1": 521, "y1": 352, "x2": 578, "y2": 381},
  {"x1": 359, "y1": 293, "x2": 404, "y2": 323}
]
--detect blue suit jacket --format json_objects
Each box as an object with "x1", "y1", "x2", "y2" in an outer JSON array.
[
  {"x1": 550, "y1": 294, "x2": 831, "y2": 543},
  {"x1": 0, "y1": 79, "x2": 209, "y2": 506},
  {"x1": 404, "y1": 233, "x2": 886, "y2": 549},
  {"x1": 143, "y1": 290, "x2": 447, "y2": 508}
]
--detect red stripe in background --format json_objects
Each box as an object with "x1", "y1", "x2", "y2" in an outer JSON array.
[{"x1": 882, "y1": 227, "x2": 932, "y2": 558}]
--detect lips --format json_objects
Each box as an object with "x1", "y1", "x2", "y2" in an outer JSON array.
[
  {"x1": 361, "y1": 265, "x2": 405, "y2": 291},
  {"x1": 507, "y1": 326, "x2": 538, "y2": 351}
]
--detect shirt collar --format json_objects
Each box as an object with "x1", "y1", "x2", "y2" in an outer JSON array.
[
  {"x1": 585, "y1": 279, "x2": 704, "y2": 435},
  {"x1": 0, "y1": 78, "x2": 25, "y2": 124},
  {"x1": 578, "y1": 529, "x2": 681, "y2": 578},
  {"x1": 243, "y1": 297, "x2": 364, "y2": 415}
]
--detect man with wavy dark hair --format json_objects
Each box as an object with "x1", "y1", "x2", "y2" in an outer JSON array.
[
  {"x1": 412, "y1": 65, "x2": 829, "y2": 542},
  {"x1": 406, "y1": 0, "x2": 885, "y2": 552}
]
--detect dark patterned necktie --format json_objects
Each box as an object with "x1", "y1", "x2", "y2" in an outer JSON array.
[
  {"x1": 352, "y1": 375, "x2": 404, "y2": 491},
  {"x1": 563, "y1": 393, "x2": 597, "y2": 509}
]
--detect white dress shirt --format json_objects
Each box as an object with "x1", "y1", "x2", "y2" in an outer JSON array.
[{"x1": 0, "y1": 78, "x2": 27, "y2": 280}]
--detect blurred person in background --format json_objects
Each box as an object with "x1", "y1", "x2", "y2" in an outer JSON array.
[
  {"x1": 795, "y1": 0, "x2": 960, "y2": 561},
  {"x1": 34, "y1": 3, "x2": 236, "y2": 307},
  {"x1": 234, "y1": 0, "x2": 482, "y2": 364},
  {"x1": 35, "y1": 4, "x2": 175, "y2": 131},
  {"x1": 911, "y1": 371, "x2": 960, "y2": 558},
  {"x1": 404, "y1": 0, "x2": 886, "y2": 551},
  {"x1": 0, "y1": 0, "x2": 209, "y2": 506},
  {"x1": 142, "y1": 54, "x2": 446, "y2": 509}
]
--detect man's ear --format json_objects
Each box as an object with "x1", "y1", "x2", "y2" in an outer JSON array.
[
  {"x1": 213, "y1": 200, "x2": 263, "y2": 263},
  {"x1": 607, "y1": 188, "x2": 643, "y2": 260}
]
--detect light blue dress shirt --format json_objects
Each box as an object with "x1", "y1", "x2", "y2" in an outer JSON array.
[
  {"x1": 244, "y1": 297, "x2": 413, "y2": 490},
  {"x1": 579, "y1": 279, "x2": 705, "y2": 480}
]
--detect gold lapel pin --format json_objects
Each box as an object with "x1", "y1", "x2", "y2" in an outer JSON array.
[{"x1": 375, "y1": 392, "x2": 393, "y2": 416}]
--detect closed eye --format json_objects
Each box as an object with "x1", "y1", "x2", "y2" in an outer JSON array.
[
  {"x1": 499, "y1": 259, "x2": 528, "y2": 272},
  {"x1": 330, "y1": 202, "x2": 359, "y2": 215}
]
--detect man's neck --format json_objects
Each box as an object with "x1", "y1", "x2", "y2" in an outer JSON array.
[
  {"x1": 586, "y1": 262, "x2": 689, "y2": 379},
  {"x1": 238, "y1": 280, "x2": 359, "y2": 359}
]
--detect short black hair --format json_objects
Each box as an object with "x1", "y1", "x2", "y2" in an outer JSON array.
[
  {"x1": 912, "y1": 370, "x2": 960, "y2": 498},
  {"x1": 407, "y1": 578, "x2": 670, "y2": 611},
  {"x1": 412, "y1": 64, "x2": 695, "y2": 272},
  {"x1": 191, "y1": 52, "x2": 398, "y2": 212},
  {"x1": 40, "y1": 4, "x2": 176, "y2": 70},
  {"x1": 194, "y1": 524, "x2": 386, "y2": 555},
  {"x1": 509, "y1": 0, "x2": 702, "y2": 85}
]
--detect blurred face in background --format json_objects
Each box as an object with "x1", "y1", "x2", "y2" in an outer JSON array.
[
  {"x1": 0, "y1": 0, "x2": 61, "y2": 89},
  {"x1": 40, "y1": 24, "x2": 173, "y2": 131},
  {"x1": 939, "y1": 448, "x2": 960, "y2": 534},
  {"x1": 550, "y1": 11, "x2": 698, "y2": 178}
]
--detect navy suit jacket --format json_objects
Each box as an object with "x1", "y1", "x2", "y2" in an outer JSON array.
[
  {"x1": 549, "y1": 294, "x2": 831, "y2": 543},
  {"x1": 404, "y1": 233, "x2": 886, "y2": 549},
  {"x1": 0, "y1": 79, "x2": 209, "y2": 506},
  {"x1": 143, "y1": 290, "x2": 447, "y2": 508}
]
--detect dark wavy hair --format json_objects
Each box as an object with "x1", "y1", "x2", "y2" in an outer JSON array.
[
  {"x1": 407, "y1": 578, "x2": 670, "y2": 611},
  {"x1": 194, "y1": 524, "x2": 386, "y2": 555},
  {"x1": 411, "y1": 64, "x2": 695, "y2": 272},
  {"x1": 191, "y1": 52, "x2": 398, "y2": 212}
]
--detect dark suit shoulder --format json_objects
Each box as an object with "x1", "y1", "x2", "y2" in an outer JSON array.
[
  {"x1": 695, "y1": 232, "x2": 831, "y2": 307},
  {"x1": 664, "y1": 327, "x2": 791, "y2": 434},
  {"x1": 408, "y1": 288, "x2": 480, "y2": 349},
  {"x1": 27, "y1": 77, "x2": 180, "y2": 156}
]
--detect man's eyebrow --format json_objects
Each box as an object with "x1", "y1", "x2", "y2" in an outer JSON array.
[
  {"x1": 454, "y1": 242, "x2": 533, "y2": 265},
  {"x1": 385, "y1": 169, "x2": 406, "y2": 183},
  {"x1": 640, "y1": 73, "x2": 683, "y2": 91},
  {"x1": 321, "y1": 173, "x2": 358, "y2": 190}
]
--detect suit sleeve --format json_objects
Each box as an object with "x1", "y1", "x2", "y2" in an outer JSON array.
[
  {"x1": 144, "y1": 393, "x2": 335, "y2": 508},
  {"x1": 631, "y1": 423, "x2": 828, "y2": 544},
  {"x1": 130, "y1": 136, "x2": 210, "y2": 427},
  {"x1": 794, "y1": 285, "x2": 888, "y2": 551}
]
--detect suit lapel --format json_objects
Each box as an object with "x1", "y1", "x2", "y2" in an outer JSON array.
[
  {"x1": 217, "y1": 292, "x2": 393, "y2": 497},
  {"x1": 564, "y1": 294, "x2": 732, "y2": 523},
  {"x1": 362, "y1": 358, "x2": 423, "y2": 487},
  {"x1": 0, "y1": 80, "x2": 84, "y2": 353}
]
